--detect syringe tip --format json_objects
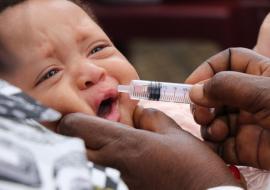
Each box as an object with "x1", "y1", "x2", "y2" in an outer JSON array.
[{"x1": 118, "y1": 85, "x2": 130, "y2": 93}]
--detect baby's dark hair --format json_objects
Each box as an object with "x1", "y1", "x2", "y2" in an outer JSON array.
[{"x1": 0, "y1": 0, "x2": 25, "y2": 13}]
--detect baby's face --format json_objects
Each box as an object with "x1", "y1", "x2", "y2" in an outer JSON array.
[{"x1": 0, "y1": 0, "x2": 139, "y2": 131}]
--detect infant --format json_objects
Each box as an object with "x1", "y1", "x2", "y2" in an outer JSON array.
[{"x1": 0, "y1": 0, "x2": 140, "y2": 132}]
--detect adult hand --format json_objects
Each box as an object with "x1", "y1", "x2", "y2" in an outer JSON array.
[
  {"x1": 186, "y1": 48, "x2": 270, "y2": 170},
  {"x1": 58, "y1": 107, "x2": 239, "y2": 190}
]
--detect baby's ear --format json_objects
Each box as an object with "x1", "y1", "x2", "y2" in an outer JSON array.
[{"x1": 254, "y1": 13, "x2": 270, "y2": 57}]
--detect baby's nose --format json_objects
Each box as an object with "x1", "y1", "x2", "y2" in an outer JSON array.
[{"x1": 76, "y1": 64, "x2": 106, "y2": 90}]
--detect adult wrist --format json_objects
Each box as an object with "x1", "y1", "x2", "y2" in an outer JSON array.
[{"x1": 186, "y1": 159, "x2": 243, "y2": 190}]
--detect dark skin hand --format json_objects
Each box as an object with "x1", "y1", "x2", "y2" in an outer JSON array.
[
  {"x1": 186, "y1": 47, "x2": 270, "y2": 170},
  {"x1": 58, "y1": 107, "x2": 240, "y2": 190}
]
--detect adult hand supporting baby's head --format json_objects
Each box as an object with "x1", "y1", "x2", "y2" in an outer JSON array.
[
  {"x1": 187, "y1": 48, "x2": 270, "y2": 170},
  {"x1": 58, "y1": 107, "x2": 239, "y2": 190}
]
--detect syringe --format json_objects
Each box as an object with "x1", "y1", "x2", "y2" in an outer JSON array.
[{"x1": 118, "y1": 80, "x2": 192, "y2": 104}]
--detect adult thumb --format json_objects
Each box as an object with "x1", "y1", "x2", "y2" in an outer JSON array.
[{"x1": 190, "y1": 71, "x2": 270, "y2": 124}]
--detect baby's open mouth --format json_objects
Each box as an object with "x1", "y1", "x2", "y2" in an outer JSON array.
[
  {"x1": 97, "y1": 98, "x2": 114, "y2": 117},
  {"x1": 97, "y1": 97, "x2": 120, "y2": 121}
]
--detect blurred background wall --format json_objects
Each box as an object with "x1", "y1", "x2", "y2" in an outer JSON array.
[{"x1": 88, "y1": 0, "x2": 270, "y2": 82}]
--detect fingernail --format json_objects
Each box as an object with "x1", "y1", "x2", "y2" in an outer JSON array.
[
  {"x1": 190, "y1": 84, "x2": 204, "y2": 103},
  {"x1": 209, "y1": 108, "x2": 215, "y2": 114}
]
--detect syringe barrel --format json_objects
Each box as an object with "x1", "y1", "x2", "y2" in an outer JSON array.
[{"x1": 128, "y1": 80, "x2": 192, "y2": 104}]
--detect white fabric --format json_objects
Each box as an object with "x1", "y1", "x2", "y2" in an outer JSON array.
[
  {"x1": 0, "y1": 80, "x2": 128, "y2": 190},
  {"x1": 0, "y1": 117, "x2": 92, "y2": 190}
]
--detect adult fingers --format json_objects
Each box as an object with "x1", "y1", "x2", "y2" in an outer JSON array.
[
  {"x1": 186, "y1": 47, "x2": 270, "y2": 84},
  {"x1": 219, "y1": 124, "x2": 270, "y2": 170},
  {"x1": 58, "y1": 113, "x2": 146, "y2": 168},
  {"x1": 190, "y1": 72, "x2": 270, "y2": 128},
  {"x1": 133, "y1": 106, "x2": 182, "y2": 134},
  {"x1": 219, "y1": 125, "x2": 264, "y2": 169},
  {"x1": 192, "y1": 104, "x2": 215, "y2": 125},
  {"x1": 200, "y1": 107, "x2": 240, "y2": 142},
  {"x1": 201, "y1": 116, "x2": 230, "y2": 142},
  {"x1": 58, "y1": 113, "x2": 131, "y2": 150}
]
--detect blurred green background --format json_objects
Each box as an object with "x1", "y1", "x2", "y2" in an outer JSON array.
[{"x1": 129, "y1": 39, "x2": 219, "y2": 82}]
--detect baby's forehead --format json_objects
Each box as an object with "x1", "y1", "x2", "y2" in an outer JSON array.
[
  {"x1": 0, "y1": 0, "x2": 96, "y2": 47},
  {"x1": 0, "y1": 0, "x2": 98, "y2": 66},
  {"x1": 0, "y1": 0, "x2": 93, "y2": 31}
]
